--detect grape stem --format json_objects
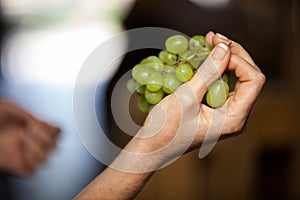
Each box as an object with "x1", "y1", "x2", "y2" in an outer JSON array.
[{"x1": 177, "y1": 51, "x2": 211, "y2": 66}]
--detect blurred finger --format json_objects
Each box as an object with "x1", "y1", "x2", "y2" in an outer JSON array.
[
  {"x1": 0, "y1": 100, "x2": 36, "y2": 124},
  {"x1": 22, "y1": 129, "x2": 47, "y2": 164},
  {"x1": 18, "y1": 132, "x2": 35, "y2": 174},
  {"x1": 0, "y1": 127, "x2": 32, "y2": 175},
  {"x1": 26, "y1": 120, "x2": 60, "y2": 149}
]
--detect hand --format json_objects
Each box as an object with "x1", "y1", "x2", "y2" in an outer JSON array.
[
  {"x1": 126, "y1": 31, "x2": 266, "y2": 166},
  {"x1": 0, "y1": 100, "x2": 60, "y2": 176},
  {"x1": 76, "y1": 32, "x2": 266, "y2": 200}
]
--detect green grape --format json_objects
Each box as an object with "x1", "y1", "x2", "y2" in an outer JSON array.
[
  {"x1": 127, "y1": 79, "x2": 145, "y2": 94},
  {"x1": 128, "y1": 34, "x2": 237, "y2": 114},
  {"x1": 127, "y1": 79, "x2": 138, "y2": 93},
  {"x1": 163, "y1": 73, "x2": 182, "y2": 94},
  {"x1": 165, "y1": 35, "x2": 188, "y2": 54},
  {"x1": 147, "y1": 62, "x2": 164, "y2": 72},
  {"x1": 222, "y1": 73, "x2": 229, "y2": 83},
  {"x1": 132, "y1": 64, "x2": 143, "y2": 80},
  {"x1": 133, "y1": 66, "x2": 154, "y2": 85},
  {"x1": 189, "y1": 35, "x2": 213, "y2": 52},
  {"x1": 144, "y1": 89, "x2": 164, "y2": 104},
  {"x1": 141, "y1": 56, "x2": 164, "y2": 71},
  {"x1": 189, "y1": 35, "x2": 206, "y2": 50},
  {"x1": 179, "y1": 50, "x2": 203, "y2": 69},
  {"x1": 141, "y1": 56, "x2": 161, "y2": 64},
  {"x1": 136, "y1": 85, "x2": 146, "y2": 94},
  {"x1": 146, "y1": 72, "x2": 163, "y2": 92},
  {"x1": 138, "y1": 95, "x2": 153, "y2": 114},
  {"x1": 176, "y1": 63, "x2": 193, "y2": 82},
  {"x1": 159, "y1": 50, "x2": 177, "y2": 64},
  {"x1": 163, "y1": 64, "x2": 176, "y2": 74},
  {"x1": 202, "y1": 43, "x2": 213, "y2": 52},
  {"x1": 206, "y1": 80, "x2": 229, "y2": 108}
]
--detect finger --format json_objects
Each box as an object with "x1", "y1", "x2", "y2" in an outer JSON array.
[
  {"x1": 26, "y1": 120, "x2": 60, "y2": 149},
  {"x1": 22, "y1": 129, "x2": 48, "y2": 164},
  {"x1": 211, "y1": 33, "x2": 258, "y2": 69},
  {"x1": 227, "y1": 54, "x2": 266, "y2": 114},
  {"x1": 0, "y1": 127, "x2": 32, "y2": 175},
  {"x1": 0, "y1": 100, "x2": 36, "y2": 126},
  {"x1": 186, "y1": 42, "x2": 231, "y2": 102},
  {"x1": 205, "y1": 31, "x2": 215, "y2": 45},
  {"x1": 18, "y1": 128, "x2": 36, "y2": 175}
]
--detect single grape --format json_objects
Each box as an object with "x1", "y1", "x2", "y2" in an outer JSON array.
[
  {"x1": 141, "y1": 56, "x2": 164, "y2": 71},
  {"x1": 147, "y1": 62, "x2": 164, "y2": 72},
  {"x1": 133, "y1": 66, "x2": 154, "y2": 85},
  {"x1": 138, "y1": 95, "x2": 153, "y2": 114},
  {"x1": 202, "y1": 43, "x2": 213, "y2": 52},
  {"x1": 189, "y1": 35, "x2": 206, "y2": 50},
  {"x1": 222, "y1": 73, "x2": 229, "y2": 83},
  {"x1": 189, "y1": 35, "x2": 213, "y2": 52},
  {"x1": 127, "y1": 79, "x2": 145, "y2": 94},
  {"x1": 144, "y1": 89, "x2": 164, "y2": 104},
  {"x1": 141, "y1": 56, "x2": 161, "y2": 64},
  {"x1": 165, "y1": 35, "x2": 188, "y2": 54},
  {"x1": 136, "y1": 85, "x2": 146, "y2": 94},
  {"x1": 163, "y1": 73, "x2": 182, "y2": 94},
  {"x1": 127, "y1": 79, "x2": 138, "y2": 93},
  {"x1": 146, "y1": 72, "x2": 163, "y2": 92},
  {"x1": 159, "y1": 50, "x2": 177, "y2": 64},
  {"x1": 176, "y1": 63, "x2": 193, "y2": 82},
  {"x1": 206, "y1": 80, "x2": 229, "y2": 108},
  {"x1": 132, "y1": 64, "x2": 143, "y2": 80}
]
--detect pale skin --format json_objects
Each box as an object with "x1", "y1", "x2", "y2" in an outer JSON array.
[
  {"x1": 0, "y1": 100, "x2": 60, "y2": 176},
  {"x1": 76, "y1": 32, "x2": 266, "y2": 200}
]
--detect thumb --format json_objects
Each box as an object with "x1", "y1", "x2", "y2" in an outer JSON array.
[{"x1": 188, "y1": 43, "x2": 230, "y2": 101}]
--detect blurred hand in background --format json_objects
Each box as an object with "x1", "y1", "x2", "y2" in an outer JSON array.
[{"x1": 0, "y1": 100, "x2": 60, "y2": 176}]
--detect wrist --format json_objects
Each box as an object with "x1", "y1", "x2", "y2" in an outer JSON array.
[{"x1": 109, "y1": 137, "x2": 164, "y2": 173}]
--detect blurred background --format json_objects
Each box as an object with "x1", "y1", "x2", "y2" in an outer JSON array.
[{"x1": 1, "y1": 0, "x2": 300, "y2": 199}]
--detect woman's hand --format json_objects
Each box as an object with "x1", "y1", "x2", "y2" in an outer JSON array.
[{"x1": 127, "y1": 32, "x2": 266, "y2": 166}]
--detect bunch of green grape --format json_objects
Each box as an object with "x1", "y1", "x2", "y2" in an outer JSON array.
[{"x1": 127, "y1": 34, "x2": 237, "y2": 114}]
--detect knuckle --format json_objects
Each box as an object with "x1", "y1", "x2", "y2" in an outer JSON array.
[
  {"x1": 255, "y1": 72, "x2": 266, "y2": 85},
  {"x1": 259, "y1": 73, "x2": 266, "y2": 84}
]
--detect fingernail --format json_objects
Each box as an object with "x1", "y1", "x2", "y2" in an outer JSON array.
[
  {"x1": 208, "y1": 31, "x2": 215, "y2": 37},
  {"x1": 216, "y1": 33, "x2": 228, "y2": 40},
  {"x1": 212, "y1": 43, "x2": 228, "y2": 60}
]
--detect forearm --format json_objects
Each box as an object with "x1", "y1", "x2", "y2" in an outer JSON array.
[
  {"x1": 76, "y1": 167, "x2": 154, "y2": 200},
  {"x1": 75, "y1": 136, "x2": 162, "y2": 200}
]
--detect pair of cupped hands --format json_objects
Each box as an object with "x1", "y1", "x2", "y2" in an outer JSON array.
[{"x1": 0, "y1": 100, "x2": 60, "y2": 176}]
